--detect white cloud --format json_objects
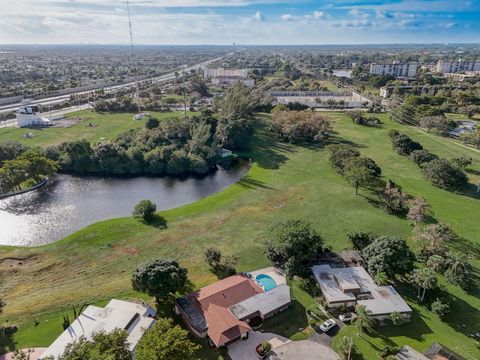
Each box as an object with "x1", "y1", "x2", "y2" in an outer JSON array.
[
  {"x1": 280, "y1": 14, "x2": 294, "y2": 21},
  {"x1": 349, "y1": 8, "x2": 370, "y2": 18},
  {"x1": 254, "y1": 11, "x2": 265, "y2": 21},
  {"x1": 313, "y1": 11, "x2": 326, "y2": 19}
]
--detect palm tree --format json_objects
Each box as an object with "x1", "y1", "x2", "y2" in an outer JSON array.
[
  {"x1": 353, "y1": 305, "x2": 375, "y2": 336},
  {"x1": 412, "y1": 268, "x2": 437, "y2": 302}
]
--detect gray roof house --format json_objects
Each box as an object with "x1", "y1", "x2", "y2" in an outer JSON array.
[{"x1": 312, "y1": 264, "x2": 412, "y2": 321}]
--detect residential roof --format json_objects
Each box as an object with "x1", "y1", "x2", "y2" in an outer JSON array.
[
  {"x1": 312, "y1": 264, "x2": 412, "y2": 315},
  {"x1": 39, "y1": 299, "x2": 156, "y2": 359},
  {"x1": 396, "y1": 345, "x2": 429, "y2": 360},
  {"x1": 358, "y1": 285, "x2": 412, "y2": 315},
  {"x1": 229, "y1": 284, "x2": 291, "y2": 319},
  {"x1": 191, "y1": 274, "x2": 263, "y2": 347}
]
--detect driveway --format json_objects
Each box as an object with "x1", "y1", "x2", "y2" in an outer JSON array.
[
  {"x1": 269, "y1": 340, "x2": 341, "y2": 360},
  {"x1": 228, "y1": 331, "x2": 289, "y2": 360},
  {"x1": 310, "y1": 318, "x2": 344, "y2": 346}
]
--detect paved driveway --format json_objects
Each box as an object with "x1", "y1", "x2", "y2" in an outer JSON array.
[
  {"x1": 310, "y1": 318, "x2": 344, "y2": 346},
  {"x1": 228, "y1": 331, "x2": 289, "y2": 360},
  {"x1": 269, "y1": 340, "x2": 341, "y2": 360},
  {"x1": 0, "y1": 348, "x2": 47, "y2": 360}
]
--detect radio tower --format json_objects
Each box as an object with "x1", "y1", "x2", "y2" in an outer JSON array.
[{"x1": 126, "y1": 0, "x2": 141, "y2": 117}]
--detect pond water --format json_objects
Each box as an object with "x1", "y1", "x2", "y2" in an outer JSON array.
[{"x1": 0, "y1": 162, "x2": 250, "y2": 246}]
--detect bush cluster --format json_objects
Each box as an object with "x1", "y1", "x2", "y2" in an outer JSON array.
[{"x1": 272, "y1": 111, "x2": 332, "y2": 144}]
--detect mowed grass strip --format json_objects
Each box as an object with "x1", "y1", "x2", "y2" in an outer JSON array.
[
  {"x1": 0, "y1": 110, "x2": 196, "y2": 147},
  {"x1": 0, "y1": 113, "x2": 479, "y2": 358}
]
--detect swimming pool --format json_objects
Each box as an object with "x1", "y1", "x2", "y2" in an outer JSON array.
[{"x1": 255, "y1": 274, "x2": 277, "y2": 291}]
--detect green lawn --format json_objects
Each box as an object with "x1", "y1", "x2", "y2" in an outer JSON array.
[
  {"x1": 0, "y1": 110, "x2": 195, "y2": 147},
  {"x1": 1, "y1": 113, "x2": 479, "y2": 358}
]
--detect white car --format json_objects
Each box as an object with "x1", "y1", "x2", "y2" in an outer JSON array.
[
  {"x1": 319, "y1": 318, "x2": 337, "y2": 332},
  {"x1": 339, "y1": 312, "x2": 357, "y2": 323}
]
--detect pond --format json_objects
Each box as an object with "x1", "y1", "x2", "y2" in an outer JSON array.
[{"x1": 0, "y1": 162, "x2": 250, "y2": 246}]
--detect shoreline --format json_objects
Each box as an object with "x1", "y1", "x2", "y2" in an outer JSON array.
[{"x1": 0, "y1": 178, "x2": 48, "y2": 200}]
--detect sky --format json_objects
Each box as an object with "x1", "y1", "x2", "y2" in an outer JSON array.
[{"x1": 0, "y1": 0, "x2": 479, "y2": 45}]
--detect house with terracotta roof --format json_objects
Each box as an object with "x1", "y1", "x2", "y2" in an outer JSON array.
[{"x1": 174, "y1": 267, "x2": 291, "y2": 347}]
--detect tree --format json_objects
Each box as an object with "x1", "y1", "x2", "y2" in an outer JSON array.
[
  {"x1": 409, "y1": 150, "x2": 435, "y2": 167},
  {"x1": 0, "y1": 141, "x2": 27, "y2": 166},
  {"x1": 362, "y1": 236, "x2": 414, "y2": 278},
  {"x1": 337, "y1": 336, "x2": 355, "y2": 360},
  {"x1": 353, "y1": 305, "x2": 375, "y2": 335},
  {"x1": 132, "y1": 259, "x2": 188, "y2": 304},
  {"x1": 431, "y1": 298, "x2": 450, "y2": 319},
  {"x1": 145, "y1": 117, "x2": 160, "y2": 129},
  {"x1": 407, "y1": 197, "x2": 429, "y2": 225},
  {"x1": 328, "y1": 145, "x2": 360, "y2": 174},
  {"x1": 374, "y1": 271, "x2": 389, "y2": 286},
  {"x1": 380, "y1": 180, "x2": 408, "y2": 214},
  {"x1": 414, "y1": 223, "x2": 452, "y2": 254},
  {"x1": 344, "y1": 159, "x2": 378, "y2": 196},
  {"x1": 426, "y1": 254, "x2": 446, "y2": 273},
  {"x1": 412, "y1": 268, "x2": 437, "y2": 302},
  {"x1": 347, "y1": 231, "x2": 377, "y2": 250},
  {"x1": 135, "y1": 318, "x2": 200, "y2": 360},
  {"x1": 272, "y1": 111, "x2": 332, "y2": 144},
  {"x1": 444, "y1": 251, "x2": 471, "y2": 289},
  {"x1": 265, "y1": 219, "x2": 324, "y2": 277},
  {"x1": 133, "y1": 200, "x2": 157, "y2": 223},
  {"x1": 422, "y1": 158, "x2": 468, "y2": 190},
  {"x1": 57, "y1": 330, "x2": 131, "y2": 360}
]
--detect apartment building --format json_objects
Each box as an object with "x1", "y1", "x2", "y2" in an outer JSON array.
[{"x1": 369, "y1": 63, "x2": 418, "y2": 78}]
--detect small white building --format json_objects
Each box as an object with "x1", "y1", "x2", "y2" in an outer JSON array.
[
  {"x1": 39, "y1": 299, "x2": 156, "y2": 359},
  {"x1": 17, "y1": 100, "x2": 53, "y2": 128},
  {"x1": 312, "y1": 264, "x2": 412, "y2": 322}
]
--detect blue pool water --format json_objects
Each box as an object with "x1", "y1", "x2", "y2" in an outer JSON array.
[{"x1": 255, "y1": 274, "x2": 277, "y2": 291}]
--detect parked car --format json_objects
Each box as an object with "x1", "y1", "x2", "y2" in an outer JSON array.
[
  {"x1": 319, "y1": 318, "x2": 337, "y2": 332},
  {"x1": 339, "y1": 312, "x2": 357, "y2": 323}
]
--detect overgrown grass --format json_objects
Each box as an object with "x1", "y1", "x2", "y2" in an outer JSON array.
[{"x1": 1, "y1": 113, "x2": 479, "y2": 358}]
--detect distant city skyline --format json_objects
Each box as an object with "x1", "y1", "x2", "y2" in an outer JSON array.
[{"x1": 0, "y1": 1, "x2": 479, "y2": 45}]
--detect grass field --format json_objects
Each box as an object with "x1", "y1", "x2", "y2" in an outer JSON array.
[
  {"x1": 1, "y1": 112, "x2": 479, "y2": 358},
  {"x1": 0, "y1": 110, "x2": 195, "y2": 147}
]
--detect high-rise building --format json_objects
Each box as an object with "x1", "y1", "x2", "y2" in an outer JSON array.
[
  {"x1": 436, "y1": 60, "x2": 480, "y2": 73},
  {"x1": 369, "y1": 63, "x2": 418, "y2": 78}
]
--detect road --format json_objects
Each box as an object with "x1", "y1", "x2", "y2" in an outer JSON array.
[{"x1": 0, "y1": 52, "x2": 232, "y2": 114}]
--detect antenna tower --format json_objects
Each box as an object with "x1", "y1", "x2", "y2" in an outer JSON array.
[{"x1": 126, "y1": 0, "x2": 141, "y2": 116}]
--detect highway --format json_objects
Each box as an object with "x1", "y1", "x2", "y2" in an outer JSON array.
[{"x1": 0, "y1": 52, "x2": 229, "y2": 115}]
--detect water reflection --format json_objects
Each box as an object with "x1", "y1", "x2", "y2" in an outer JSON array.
[{"x1": 0, "y1": 162, "x2": 250, "y2": 246}]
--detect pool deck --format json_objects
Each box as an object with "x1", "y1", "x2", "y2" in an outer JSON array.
[{"x1": 249, "y1": 267, "x2": 287, "y2": 287}]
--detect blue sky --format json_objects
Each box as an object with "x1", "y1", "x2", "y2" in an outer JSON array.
[{"x1": 0, "y1": 0, "x2": 479, "y2": 44}]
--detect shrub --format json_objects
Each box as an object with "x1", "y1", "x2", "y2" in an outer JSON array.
[
  {"x1": 422, "y1": 159, "x2": 468, "y2": 190},
  {"x1": 272, "y1": 111, "x2": 332, "y2": 144},
  {"x1": 390, "y1": 132, "x2": 423, "y2": 156},
  {"x1": 389, "y1": 311, "x2": 403, "y2": 326},
  {"x1": 145, "y1": 117, "x2": 160, "y2": 129},
  {"x1": 431, "y1": 298, "x2": 450, "y2": 319},
  {"x1": 409, "y1": 150, "x2": 436, "y2": 166},
  {"x1": 347, "y1": 231, "x2": 377, "y2": 250},
  {"x1": 133, "y1": 200, "x2": 157, "y2": 222}
]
